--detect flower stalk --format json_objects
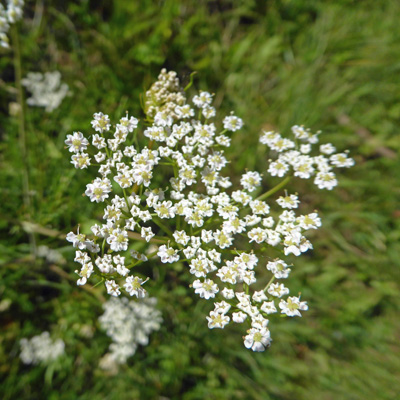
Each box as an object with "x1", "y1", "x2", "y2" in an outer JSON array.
[{"x1": 11, "y1": 24, "x2": 37, "y2": 257}]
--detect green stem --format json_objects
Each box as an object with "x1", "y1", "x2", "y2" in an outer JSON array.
[
  {"x1": 263, "y1": 275, "x2": 275, "y2": 293},
  {"x1": 120, "y1": 209, "x2": 131, "y2": 218},
  {"x1": 152, "y1": 216, "x2": 174, "y2": 238},
  {"x1": 244, "y1": 283, "x2": 249, "y2": 295},
  {"x1": 11, "y1": 25, "x2": 37, "y2": 257},
  {"x1": 100, "y1": 132, "x2": 111, "y2": 158},
  {"x1": 122, "y1": 188, "x2": 130, "y2": 208},
  {"x1": 131, "y1": 183, "x2": 139, "y2": 195},
  {"x1": 129, "y1": 250, "x2": 158, "y2": 268},
  {"x1": 101, "y1": 237, "x2": 106, "y2": 256},
  {"x1": 256, "y1": 176, "x2": 291, "y2": 202},
  {"x1": 132, "y1": 128, "x2": 140, "y2": 150},
  {"x1": 183, "y1": 71, "x2": 197, "y2": 91}
]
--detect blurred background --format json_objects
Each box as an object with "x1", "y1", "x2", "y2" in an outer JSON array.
[{"x1": 1, "y1": 0, "x2": 399, "y2": 399}]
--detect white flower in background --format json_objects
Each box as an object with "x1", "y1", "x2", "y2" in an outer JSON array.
[
  {"x1": 99, "y1": 297, "x2": 162, "y2": 364},
  {"x1": 22, "y1": 71, "x2": 69, "y2": 112},
  {"x1": 0, "y1": 13, "x2": 10, "y2": 41},
  {"x1": 6, "y1": 0, "x2": 24, "y2": 23},
  {"x1": 37, "y1": 245, "x2": 65, "y2": 264},
  {"x1": 20, "y1": 331, "x2": 64, "y2": 365},
  {"x1": 0, "y1": 0, "x2": 24, "y2": 48}
]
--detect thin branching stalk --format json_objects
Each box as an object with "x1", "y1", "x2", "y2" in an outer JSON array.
[
  {"x1": 11, "y1": 24, "x2": 37, "y2": 257},
  {"x1": 256, "y1": 176, "x2": 291, "y2": 201}
]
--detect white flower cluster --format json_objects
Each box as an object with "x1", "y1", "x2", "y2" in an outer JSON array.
[
  {"x1": 261, "y1": 127, "x2": 354, "y2": 190},
  {"x1": 99, "y1": 297, "x2": 162, "y2": 364},
  {"x1": 20, "y1": 331, "x2": 65, "y2": 365},
  {"x1": 21, "y1": 71, "x2": 69, "y2": 112},
  {"x1": 65, "y1": 69, "x2": 354, "y2": 351},
  {"x1": 0, "y1": 0, "x2": 24, "y2": 48}
]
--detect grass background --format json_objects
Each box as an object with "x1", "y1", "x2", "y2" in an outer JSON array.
[{"x1": 1, "y1": 0, "x2": 399, "y2": 399}]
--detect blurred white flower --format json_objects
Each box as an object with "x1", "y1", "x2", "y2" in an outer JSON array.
[
  {"x1": 20, "y1": 331, "x2": 64, "y2": 365},
  {"x1": 99, "y1": 297, "x2": 162, "y2": 364},
  {"x1": 22, "y1": 71, "x2": 69, "y2": 112}
]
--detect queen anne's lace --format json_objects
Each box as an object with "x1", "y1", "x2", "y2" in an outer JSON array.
[{"x1": 65, "y1": 69, "x2": 354, "y2": 352}]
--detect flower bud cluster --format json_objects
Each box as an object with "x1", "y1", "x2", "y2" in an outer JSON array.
[
  {"x1": 20, "y1": 331, "x2": 65, "y2": 365},
  {"x1": 0, "y1": 0, "x2": 24, "y2": 48},
  {"x1": 144, "y1": 68, "x2": 186, "y2": 119},
  {"x1": 99, "y1": 297, "x2": 162, "y2": 364},
  {"x1": 65, "y1": 70, "x2": 354, "y2": 351}
]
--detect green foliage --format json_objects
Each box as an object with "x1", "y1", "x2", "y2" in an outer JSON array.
[{"x1": 1, "y1": 0, "x2": 399, "y2": 398}]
